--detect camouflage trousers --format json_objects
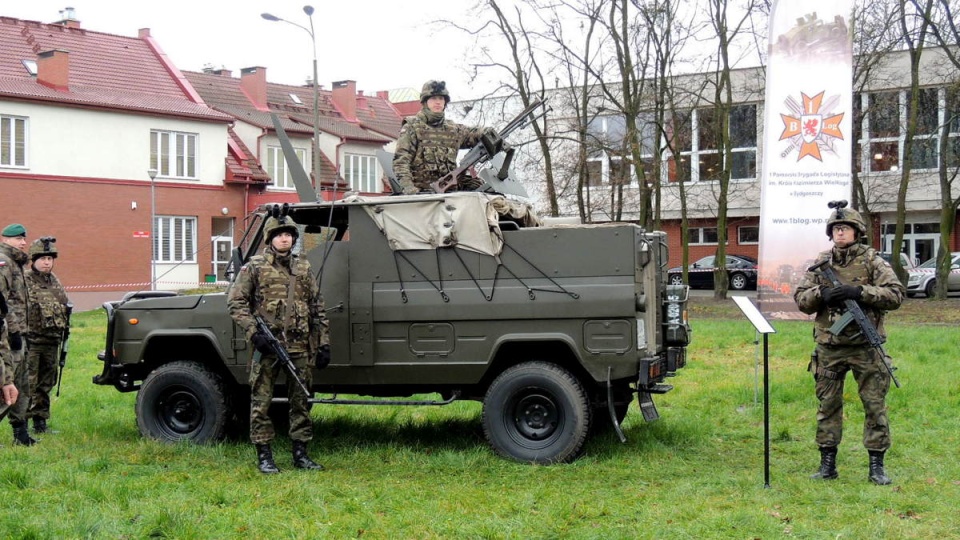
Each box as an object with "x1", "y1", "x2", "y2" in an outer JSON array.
[
  {"x1": 3, "y1": 346, "x2": 29, "y2": 425},
  {"x1": 27, "y1": 341, "x2": 60, "y2": 421},
  {"x1": 248, "y1": 350, "x2": 313, "y2": 445},
  {"x1": 812, "y1": 344, "x2": 891, "y2": 451}
]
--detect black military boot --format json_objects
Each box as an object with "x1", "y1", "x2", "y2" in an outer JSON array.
[
  {"x1": 292, "y1": 440, "x2": 324, "y2": 470},
  {"x1": 12, "y1": 422, "x2": 38, "y2": 446},
  {"x1": 256, "y1": 443, "x2": 280, "y2": 474},
  {"x1": 810, "y1": 446, "x2": 838, "y2": 480},
  {"x1": 868, "y1": 450, "x2": 892, "y2": 485},
  {"x1": 33, "y1": 418, "x2": 48, "y2": 434}
]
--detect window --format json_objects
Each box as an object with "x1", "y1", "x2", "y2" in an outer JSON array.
[
  {"x1": 688, "y1": 227, "x2": 719, "y2": 245},
  {"x1": 344, "y1": 153, "x2": 379, "y2": 193},
  {"x1": 667, "y1": 105, "x2": 756, "y2": 183},
  {"x1": 154, "y1": 216, "x2": 196, "y2": 263},
  {"x1": 738, "y1": 226, "x2": 759, "y2": 245},
  {"x1": 1, "y1": 115, "x2": 27, "y2": 168},
  {"x1": 864, "y1": 92, "x2": 900, "y2": 172},
  {"x1": 266, "y1": 146, "x2": 306, "y2": 189},
  {"x1": 150, "y1": 130, "x2": 197, "y2": 179},
  {"x1": 584, "y1": 114, "x2": 656, "y2": 185}
]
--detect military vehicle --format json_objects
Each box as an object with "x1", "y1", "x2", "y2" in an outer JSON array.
[{"x1": 93, "y1": 191, "x2": 691, "y2": 464}]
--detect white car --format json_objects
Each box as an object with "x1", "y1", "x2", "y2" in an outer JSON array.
[{"x1": 906, "y1": 252, "x2": 960, "y2": 297}]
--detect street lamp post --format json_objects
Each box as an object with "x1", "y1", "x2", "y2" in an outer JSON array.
[
  {"x1": 262, "y1": 6, "x2": 321, "y2": 199},
  {"x1": 147, "y1": 168, "x2": 158, "y2": 291}
]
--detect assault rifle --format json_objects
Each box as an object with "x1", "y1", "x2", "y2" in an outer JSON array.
[
  {"x1": 808, "y1": 259, "x2": 901, "y2": 388},
  {"x1": 56, "y1": 303, "x2": 73, "y2": 397},
  {"x1": 253, "y1": 315, "x2": 312, "y2": 397},
  {"x1": 431, "y1": 98, "x2": 549, "y2": 193}
]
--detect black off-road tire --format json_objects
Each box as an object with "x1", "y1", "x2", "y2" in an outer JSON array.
[
  {"x1": 136, "y1": 361, "x2": 230, "y2": 443},
  {"x1": 482, "y1": 362, "x2": 591, "y2": 464}
]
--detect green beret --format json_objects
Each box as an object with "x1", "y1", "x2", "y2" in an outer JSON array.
[{"x1": 1, "y1": 223, "x2": 26, "y2": 237}]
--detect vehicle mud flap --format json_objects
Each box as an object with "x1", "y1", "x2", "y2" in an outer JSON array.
[
  {"x1": 607, "y1": 367, "x2": 627, "y2": 443},
  {"x1": 638, "y1": 391, "x2": 660, "y2": 422}
]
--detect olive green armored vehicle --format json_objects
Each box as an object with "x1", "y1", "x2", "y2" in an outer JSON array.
[{"x1": 94, "y1": 192, "x2": 690, "y2": 464}]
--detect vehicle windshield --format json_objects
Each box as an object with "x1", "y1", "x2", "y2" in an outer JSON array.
[{"x1": 916, "y1": 254, "x2": 960, "y2": 269}]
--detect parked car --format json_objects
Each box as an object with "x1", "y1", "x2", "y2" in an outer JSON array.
[
  {"x1": 879, "y1": 252, "x2": 916, "y2": 270},
  {"x1": 668, "y1": 254, "x2": 758, "y2": 290},
  {"x1": 906, "y1": 251, "x2": 960, "y2": 297}
]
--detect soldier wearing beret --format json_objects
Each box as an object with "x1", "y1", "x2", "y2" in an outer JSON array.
[
  {"x1": 0, "y1": 223, "x2": 35, "y2": 445},
  {"x1": 24, "y1": 237, "x2": 71, "y2": 434},
  {"x1": 1, "y1": 290, "x2": 20, "y2": 409},
  {"x1": 227, "y1": 213, "x2": 328, "y2": 474},
  {"x1": 392, "y1": 80, "x2": 498, "y2": 194},
  {"x1": 794, "y1": 202, "x2": 904, "y2": 485}
]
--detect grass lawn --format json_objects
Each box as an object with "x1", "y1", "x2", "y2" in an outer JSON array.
[{"x1": 1, "y1": 297, "x2": 958, "y2": 539}]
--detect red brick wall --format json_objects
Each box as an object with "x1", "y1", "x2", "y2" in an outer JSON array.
[
  {"x1": 659, "y1": 216, "x2": 760, "y2": 268},
  {"x1": 0, "y1": 174, "x2": 247, "y2": 292}
]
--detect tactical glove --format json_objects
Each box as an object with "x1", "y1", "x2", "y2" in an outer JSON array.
[
  {"x1": 251, "y1": 331, "x2": 273, "y2": 355},
  {"x1": 315, "y1": 344, "x2": 331, "y2": 369},
  {"x1": 9, "y1": 332, "x2": 23, "y2": 351},
  {"x1": 822, "y1": 285, "x2": 861, "y2": 306}
]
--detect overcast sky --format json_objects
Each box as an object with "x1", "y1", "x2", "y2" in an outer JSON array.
[{"x1": 7, "y1": 0, "x2": 489, "y2": 98}]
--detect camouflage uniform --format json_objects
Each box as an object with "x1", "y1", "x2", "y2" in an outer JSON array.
[
  {"x1": 0, "y1": 241, "x2": 30, "y2": 433},
  {"x1": 25, "y1": 264, "x2": 70, "y2": 425},
  {"x1": 1, "y1": 291, "x2": 11, "y2": 388},
  {"x1": 392, "y1": 80, "x2": 491, "y2": 194},
  {"x1": 795, "y1": 212, "x2": 904, "y2": 485},
  {"x1": 226, "y1": 244, "x2": 326, "y2": 445}
]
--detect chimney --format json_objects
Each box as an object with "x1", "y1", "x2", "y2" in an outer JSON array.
[
  {"x1": 55, "y1": 7, "x2": 81, "y2": 29},
  {"x1": 332, "y1": 80, "x2": 357, "y2": 121},
  {"x1": 240, "y1": 67, "x2": 268, "y2": 110},
  {"x1": 37, "y1": 49, "x2": 70, "y2": 91}
]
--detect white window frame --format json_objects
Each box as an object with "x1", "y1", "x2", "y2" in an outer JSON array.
[
  {"x1": 584, "y1": 115, "x2": 656, "y2": 187},
  {"x1": 738, "y1": 225, "x2": 759, "y2": 245},
  {"x1": 1, "y1": 114, "x2": 28, "y2": 168},
  {"x1": 151, "y1": 130, "x2": 198, "y2": 179},
  {"x1": 266, "y1": 146, "x2": 306, "y2": 190},
  {"x1": 153, "y1": 216, "x2": 197, "y2": 263},
  {"x1": 688, "y1": 227, "x2": 719, "y2": 246},
  {"x1": 343, "y1": 153, "x2": 379, "y2": 193},
  {"x1": 666, "y1": 105, "x2": 757, "y2": 184}
]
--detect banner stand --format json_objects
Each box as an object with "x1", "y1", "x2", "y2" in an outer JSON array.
[{"x1": 732, "y1": 296, "x2": 777, "y2": 488}]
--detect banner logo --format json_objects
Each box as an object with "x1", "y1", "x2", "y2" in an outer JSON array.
[{"x1": 779, "y1": 91, "x2": 844, "y2": 161}]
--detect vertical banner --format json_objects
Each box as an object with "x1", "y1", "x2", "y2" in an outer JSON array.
[{"x1": 758, "y1": 1, "x2": 854, "y2": 318}]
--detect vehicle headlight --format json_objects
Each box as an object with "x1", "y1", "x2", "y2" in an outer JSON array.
[{"x1": 907, "y1": 275, "x2": 920, "y2": 285}]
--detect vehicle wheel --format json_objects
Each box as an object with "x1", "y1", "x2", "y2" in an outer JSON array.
[
  {"x1": 482, "y1": 362, "x2": 591, "y2": 464},
  {"x1": 925, "y1": 279, "x2": 936, "y2": 298},
  {"x1": 136, "y1": 361, "x2": 230, "y2": 444},
  {"x1": 669, "y1": 274, "x2": 684, "y2": 286},
  {"x1": 730, "y1": 272, "x2": 748, "y2": 290}
]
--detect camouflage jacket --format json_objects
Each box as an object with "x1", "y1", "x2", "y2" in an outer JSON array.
[
  {"x1": 0, "y1": 243, "x2": 28, "y2": 336},
  {"x1": 25, "y1": 268, "x2": 70, "y2": 343},
  {"x1": 1, "y1": 295, "x2": 9, "y2": 385},
  {"x1": 226, "y1": 247, "x2": 327, "y2": 354},
  {"x1": 392, "y1": 108, "x2": 489, "y2": 193},
  {"x1": 794, "y1": 244, "x2": 905, "y2": 347}
]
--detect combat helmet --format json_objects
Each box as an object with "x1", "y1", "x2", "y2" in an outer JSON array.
[
  {"x1": 29, "y1": 236, "x2": 58, "y2": 261},
  {"x1": 420, "y1": 80, "x2": 450, "y2": 104},
  {"x1": 262, "y1": 215, "x2": 299, "y2": 245},
  {"x1": 825, "y1": 200, "x2": 866, "y2": 238}
]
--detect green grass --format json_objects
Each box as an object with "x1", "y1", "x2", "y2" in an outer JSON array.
[{"x1": 1, "y1": 305, "x2": 958, "y2": 539}]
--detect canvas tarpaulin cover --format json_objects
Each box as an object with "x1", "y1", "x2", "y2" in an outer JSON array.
[{"x1": 350, "y1": 192, "x2": 505, "y2": 256}]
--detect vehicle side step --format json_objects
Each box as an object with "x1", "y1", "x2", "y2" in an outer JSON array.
[
  {"x1": 644, "y1": 384, "x2": 673, "y2": 395},
  {"x1": 273, "y1": 390, "x2": 461, "y2": 407}
]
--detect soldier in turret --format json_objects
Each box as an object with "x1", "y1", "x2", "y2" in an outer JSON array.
[
  {"x1": 0, "y1": 223, "x2": 35, "y2": 445},
  {"x1": 794, "y1": 202, "x2": 904, "y2": 485},
  {"x1": 24, "y1": 237, "x2": 71, "y2": 434},
  {"x1": 392, "y1": 80, "x2": 497, "y2": 194},
  {"x1": 227, "y1": 213, "x2": 328, "y2": 474}
]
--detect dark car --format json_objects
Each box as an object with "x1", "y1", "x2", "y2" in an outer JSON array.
[{"x1": 668, "y1": 254, "x2": 758, "y2": 290}]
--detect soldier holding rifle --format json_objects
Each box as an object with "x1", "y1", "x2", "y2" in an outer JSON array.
[
  {"x1": 392, "y1": 80, "x2": 500, "y2": 194},
  {"x1": 794, "y1": 201, "x2": 905, "y2": 485},
  {"x1": 227, "y1": 207, "x2": 328, "y2": 474},
  {"x1": 24, "y1": 237, "x2": 71, "y2": 434}
]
